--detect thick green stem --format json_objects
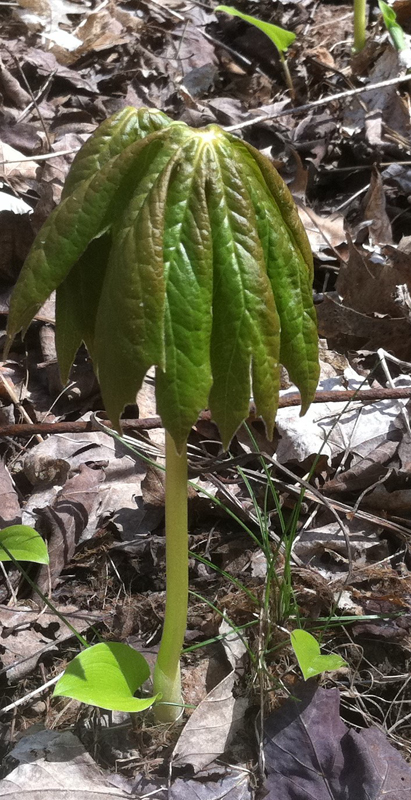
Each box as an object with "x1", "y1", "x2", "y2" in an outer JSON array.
[
  {"x1": 353, "y1": 0, "x2": 367, "y2": 53},
  {"x1": 153, "y1": 433, "x2": 188, "y2": 722}
]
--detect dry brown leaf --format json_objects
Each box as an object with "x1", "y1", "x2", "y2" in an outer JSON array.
[
  {"x1": 0, "y1": 729, "x2": 134, "y2": 798},
  {"x1": 337, "y1": 238, "x2": 410, "y2": 317},
  {"x1": 35, "y1": 463, "x2": 105, "y2": 591},
  {"x1": 0, "y1": 142, "x2": 38, "y2": 193},
  {"x1": 0, "y1": 605, "x2": 101, "y2": 681},
  {"x1": 173, "y1": 671, "x2": 249, "y2": 772},
  {"x1": 362, "y1": 165, "x2": 392, "y2": 245},
  {"x1": 0, "y1": 458, "x2": 21, "y2": 527},
  {"x1": 317, "y1": 293, "x2": 411, "y2": 358},
  {"x1": 344, "y1": 47, "x2": 411, "y2": 141},
  {"x1": 14, "y1": 0, "x2": 85, "y2": 50},
  {"x1": 297, "y1": 204, "x2": 346, "y2": 257}
]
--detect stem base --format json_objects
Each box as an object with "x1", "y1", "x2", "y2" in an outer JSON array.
[{"x1": 153, "y1": 661, "x2": 183, "y2": 723}]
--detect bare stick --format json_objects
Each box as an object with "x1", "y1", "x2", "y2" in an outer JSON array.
[
  {"x1": 0, "y1": 386, "x2": 410, "y2": 438},
  {"x1": 224, "y1": 73, "x2": 411, "y2": 132}
]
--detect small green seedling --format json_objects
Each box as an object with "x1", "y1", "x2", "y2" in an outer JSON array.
[
  {"x1": 291, "y1": 629, "x2": 347, "y2": 680},
  {"x1": 6, "y1": 107, "x2": 319, "y2": 722},
  {"x1": 216, "y1": 6, "x2": 296, "y2": 94},
  {"x1": 379, "y1": 0, "x2": 410, "y2": 67},
  {"x1": 0, "y1": 525, "x2": 49, "y2": 564}
]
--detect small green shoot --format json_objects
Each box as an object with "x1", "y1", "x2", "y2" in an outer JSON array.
[
  {"x1": 54, "y1": 642, "x2": 159, "y2": 712},
  {"x1": 216, "y1": 6, "x2": 296, "y2": 94},
  {"x1": 291, "y1": 629, "x2": 347, "y2": 681},
  {"x1": 379, "y1": 1, "x2": 407, "y2": 52},
  {"x1": 0, "y1": 525, "x2": 49, "y2": 564}
]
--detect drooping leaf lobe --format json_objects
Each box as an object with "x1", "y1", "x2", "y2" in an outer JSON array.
[{"x1": 7, "y1": 109, "x2": 319, "y2": 448}]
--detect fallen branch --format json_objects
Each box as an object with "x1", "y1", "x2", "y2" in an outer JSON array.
[{"x1": 1, "y1": 385, "x2": 410, "y2": 438}]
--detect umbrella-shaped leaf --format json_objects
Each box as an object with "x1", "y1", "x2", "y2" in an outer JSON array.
[
  {"x1": 0, "y1": 525, "x2": 49, "y2": 564},
  {"x1": 55, "y1": 232, "x2": 112, "y2": 381},
  {"x1": 7, "y1": 108, "x2": 319, "y2": 449},
  {"x1": 93, "y1": 127, "x2": 195, "y2": 434},
  {"x1": 291, "y1": 629, "x2": 347, "y2": 680},
  {"x1": 54, "y1": 642, "x2": 159, "y2": 712}
]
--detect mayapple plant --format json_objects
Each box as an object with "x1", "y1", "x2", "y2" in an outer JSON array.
[{"x1": 6, "y1": 107, "x2": 319, "y2": 722}]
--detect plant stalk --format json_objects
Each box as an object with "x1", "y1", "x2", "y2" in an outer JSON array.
[
  {"x1": 153, "y1": 432, "x2": 188, "y2": 722},
  {"x1": 353, "y1": 0, "x2": 367, "y2": 52},
  {"x1": 279, "y1": 52, "x2": 295, "y2": 99}
]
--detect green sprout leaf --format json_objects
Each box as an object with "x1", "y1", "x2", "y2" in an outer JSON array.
[
  {"x1": 291, "y1": 629, "x2": 348, "y2": 680},
  {"x1": 53, "y1": 642, "x2": 159, "y2": 712},
  {"x1": 0, "y1": 525, "x2": 49, "y2": 564},
  {"x1": 379, "y1": 0, "x2": 407, "y2": 52},
  {"x1": 215, "y1": 6, "x2": 296, "y2": 54},
  {"x1": 6, "y1": 110, "x2": 319, "y2": 452}
]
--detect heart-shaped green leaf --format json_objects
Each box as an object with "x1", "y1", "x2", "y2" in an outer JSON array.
[
  {"x1": 6, "y1": 109, "x2": 319, "y2": 451},
  {"x1": 216, "y1": 6, "x2": 296, "y2": 54},
  {"x1": 0, "y1": 525, "x2": 49, "y2": 564},
  {"x1": 291, "y1": 629, "x2": 348, "y2": 680},
  {"x1": 53, "y1": 642, "x2": 159, "y2": 712}
]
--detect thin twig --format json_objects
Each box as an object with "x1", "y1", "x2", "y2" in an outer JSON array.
[
  {"x1": 4, "y1": 47, "x2": 51, "y2": 149},
  {"x1": 17, "y1": 70, "x2": 56, "y2": 124},
  {"x1": 0, "y1": 672, "x2": 62, "y2": 715},
  {"x1": 0, "y1": 373, "x2": 43, "y2": 442},
  {"x1": 0, "y1": 385, "x2": 409, "y2": 438},
  {"x1": 224, "y1": 72, "x2": 411, "y2": 132},
  {"x1": 0, "y1": 148, "x2": 79, "y2": 165}
]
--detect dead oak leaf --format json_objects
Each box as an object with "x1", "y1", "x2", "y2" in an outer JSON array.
[{"x1": 264, "y1": 682, "x2": 411, "y2": 799}]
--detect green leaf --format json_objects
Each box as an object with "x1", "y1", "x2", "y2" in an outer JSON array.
[
  {"x1": 379, "y1": 1, "x2": 407, "y2": 51},
  {"x1": 230, "y1": 138, "x2": 319, "y2": 414},
  {"x1": 53, "y1": 642, "x2": 159, "y2": 712},
  {"x1": 216, "y1": 6, "x2": 296, "y2": 54},
  {"x1": 155, "y1": 135, "x2": 214, "y2": 451},
  {"x1": 291, "y1": 629, "x2": 348, "y2": 681},
  {"x1": 55, "y1": 232, "x2": 111, "y2": 382},
  {"x1": 379, "y1": 0, "x2": 396, "y2": 26},
  {"x1": 6, "y1": 128, "x2": 171, "y2": 347},
  {"x1": 62, "y1": 107, "x2": 173, "y2": 198},
  {"x1": 0, "y1": 525, "x2": 49, "y2": 564},
  {"x1": 206, "y1": 129, "x2": 281, "y2": 447},
  {"x1": 92, "y1": 127, "x2": 193, "y2": 434}
]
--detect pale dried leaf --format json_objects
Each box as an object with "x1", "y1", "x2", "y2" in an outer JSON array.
[
  {"x1": 173, "y1": 671, "x2": 249, "y2": 772},
  {"x1": 276, "y1": 368, "x2": 411, "y2": 463},
  {"x1": 0, "y1": 605, "x2": 101, "y2": 681},
  {"x1": 0, "y1": 729, "x2": 133, "y2": 798}
]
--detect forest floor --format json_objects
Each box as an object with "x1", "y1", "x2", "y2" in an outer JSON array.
[{"x1": 1, "y1": 1, "x2": 411, "y2": 798}]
